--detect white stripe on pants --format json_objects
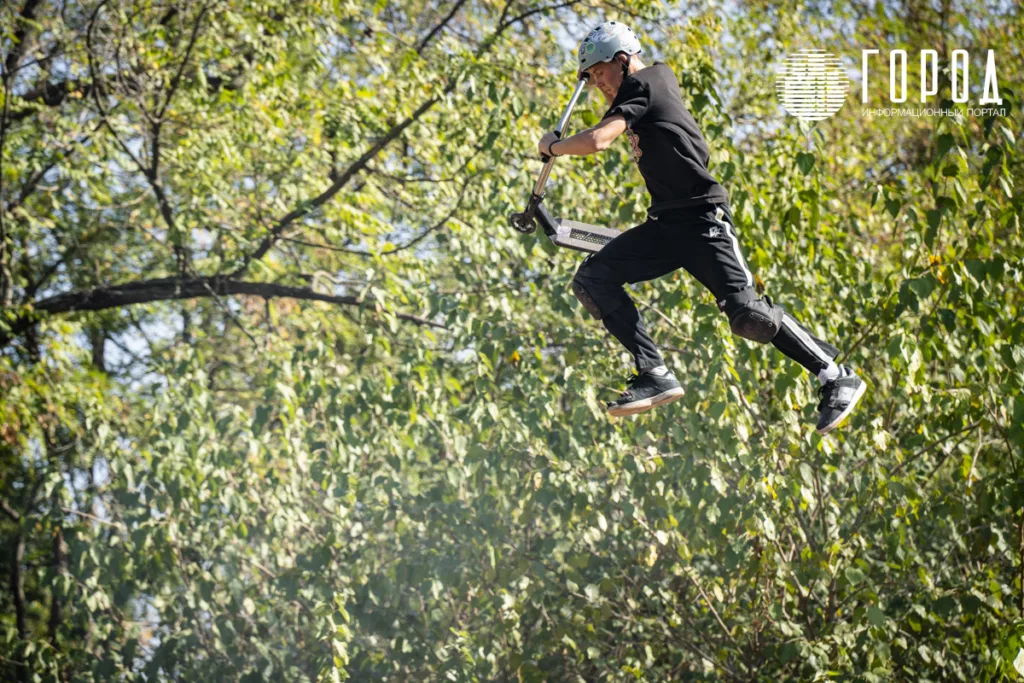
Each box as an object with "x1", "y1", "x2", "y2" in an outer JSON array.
[
  {"x1": 713, "y1": 206, "x2": 753, "y2": 289},
  {"x1": 780, "y1": 312, "x2": 834, "y2": 365}
]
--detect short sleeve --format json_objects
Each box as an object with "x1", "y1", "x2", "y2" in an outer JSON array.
[{"x1": 602, "y1": 78, "x2": 649, "y2": 128}]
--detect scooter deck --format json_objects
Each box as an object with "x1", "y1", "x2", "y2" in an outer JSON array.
[
  {"x1": 549, "y1": 219, "x2": 621, "y2": 253},
  {"x1": 531, "y1": 203, "x2": 620, "y2": 254}
]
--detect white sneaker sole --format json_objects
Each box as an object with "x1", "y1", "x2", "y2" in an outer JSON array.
[
  {"x1": 608, "y1": 387, "x2": 685, "y2": 418},
  {"x1": 816, "y1": 379, "x2": 867, "y2": 434}
]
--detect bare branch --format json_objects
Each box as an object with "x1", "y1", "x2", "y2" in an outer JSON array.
[
  {"x1": 415, "y1": 0, "x2": 469, "y2": 54},
  {"x1": 1, "y1": 276, "x2": 446, "y2": 347},
  {"x1": 230, "y1": 0, "x2": 578, "y2": 276},
  {"x1": 228, "y1": 93, "x2": 443, "y2": 276},
  {"x1": 364, "y1": 162, "x2": 462, "y2": 184},
  {"x1": 888, "y1": 420, "x2": 983, "y2": 477},
  {"x1": 6, "y1": 79, "x2": 95, "y2": 123},
  {"x1": 496, "y1": 0, "x2": 580, "y2": 34},
  {"x1": 202, "y1": 280, "x2": 260, "y2": 347},
  {"x1": 156, "y1": 3, "x2": 210, "y2": 122},
  {"x1": 2, "y1": 0, "x2": 44, "y2": 79},
  {"x1": 1, "y1": 499, "x2": 21, "y2": 522},
  {"x1": 86, "y1": 1, "x2": 149, "y2": 174},
  {"x1": 60, "y1": 506, "x2": 125, "y2": 530},
  {"x1": 338, "y1": 175, "x2": 474, "y2": 257}
]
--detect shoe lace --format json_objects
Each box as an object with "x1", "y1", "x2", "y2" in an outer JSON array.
[
  {"x1": 620, "y1": 372, "x2": 641, "y2": 397},
  {"x1": 817, "y1": 380, "x2": 839, "y2": 411}
]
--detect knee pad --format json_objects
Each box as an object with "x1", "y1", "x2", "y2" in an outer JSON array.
[
  {"x1": 571, "y1": 256, "x2": 626, "y2": 320},
  {"x1": 571, "y1": 277, "x2": 603, "y2": 319},
  {"x1": 718, "y1": 289, "x2": 783, "y2": 343}
]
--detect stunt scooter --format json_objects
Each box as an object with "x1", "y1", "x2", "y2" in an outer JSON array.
[{"x1": 508, "y1": 76, "x2": 621, "y2": 253}]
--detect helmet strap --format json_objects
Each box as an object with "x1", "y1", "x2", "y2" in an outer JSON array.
[{"x1": 621, "y1": 53, "x2": 632, "y2": 79}]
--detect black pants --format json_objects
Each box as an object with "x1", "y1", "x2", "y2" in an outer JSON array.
[{"x1": 572, "y1": 202, "x2": 839, "y2": 375}]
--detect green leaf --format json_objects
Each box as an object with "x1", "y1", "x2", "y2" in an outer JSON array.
[
  {"x1": 799, "y1": 462, "x2": 814, "y2": 487},
  {"x1": 999, "y1": 175, "x2": 1013, "y2": 198},
  {"x1": 925, "y1": 209, "x2": 941, "y2": 247},
  {"x1": 936, "y1": 133, "x2": 955, "y2": 159},
  {"x1": 1011, "y1": 396, "x2": 1024, "y2": 448},
  {"x1": 795, "y1": 151, "x2": 815, "y2": 176},
  {"x1": 1000, "y1": 124, "x2": 1016, "y2": 147},
  {"x1": 953, "y1": 178, "x2": 967, "y2": 206},
  {"x1": 845, "y1": 567, "x2": 867, "y2": 585},
  {"x1": 908, "y1": 274, "x2": 937, "y2": 300},
  {"x1": 251, "y1": 405, "x2": 272, "y2": 435},
  {"x1": 885, "y1": 195, "x2": 902, "y2": 218},
  {"x1": 1013, "y1": 647, "x2": 1024, "y2": 677}
]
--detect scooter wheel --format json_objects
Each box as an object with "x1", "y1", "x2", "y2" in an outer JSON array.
[{"x1": 509, "y1": 212, "x2": 536, "y2": 234}]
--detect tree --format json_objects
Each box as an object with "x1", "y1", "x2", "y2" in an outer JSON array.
[{"x1": 1, "y1": 0, "x2": 1022, "y2": 680}]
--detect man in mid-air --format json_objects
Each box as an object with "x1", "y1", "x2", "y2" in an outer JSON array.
[{"x1": 536, "y1": 21, "x2": 866, "y2": 433}]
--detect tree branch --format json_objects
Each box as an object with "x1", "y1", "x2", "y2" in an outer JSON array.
[
  {"x1": 6, "y1": 62, "x2": 251, "y2": 125},
  {"x1": 5, "y1": 79, "x2": 95, "y2": 123},
  {"x1": 86, "y1": 1, "x2": 150, "y2": 175},
  {"x1": 11, "y1": 535, "x2": 27, "y2": 682},
  {"x1": 230, "y1": 0, "x2": 579, "y2": 277},
  {"x1": 156, "y1": 3, "x2": 209, "y2": 122},
  {"x1": 415, "y1": 0, "x2": 469, "y2": 54},
  {"x1": 3, "y1": 0, "x2": 43, "y2": 79},
  {"x1": 1, "y1": 276, "x2": 445, "y2": 347},
  {"x1": 1, "y1": 499, "x2": 21, "y2": 522},
  {"x1": 888, "y1": 420, "x2": 982, "y2": 477},
  {"x1": 341, "y1": 174, "x2": 474, "y2": 256},
  {"x1": 227, "y1": 93, "x2": 444, "y2": 277},
  {"x1": 496, "y1": 0, "x2": 580, "y2": 33}
]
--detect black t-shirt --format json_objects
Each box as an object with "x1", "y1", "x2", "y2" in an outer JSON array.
[{"x1": 602, "y1": 62, "x2": 728, "y2": 216}]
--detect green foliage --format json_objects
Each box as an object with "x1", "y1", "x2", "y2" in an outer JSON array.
[{"x1": 1, "y1": 0, "x2": 1023, "y2": 681}]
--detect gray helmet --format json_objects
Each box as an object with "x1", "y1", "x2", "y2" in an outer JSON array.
[{"x1": 576, "y1": 21, "x2": 642, "y2": 77}]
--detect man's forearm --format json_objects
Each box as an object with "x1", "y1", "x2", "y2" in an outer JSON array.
[{"x1": 551, "y1": 129, "x2": 602, "y2": 156}]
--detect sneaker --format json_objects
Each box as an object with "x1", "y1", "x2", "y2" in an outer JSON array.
[
  {"x1": 607, "y1": 370, "x2": 685, "y2": 417},
  {"x1": 815, "y1": 366, "x2": 867, "y2": 434}
]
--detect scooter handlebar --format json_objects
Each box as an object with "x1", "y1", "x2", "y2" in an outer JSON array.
[{"x1": 509, "y1": 76, "x2": 590, "y2": 235}]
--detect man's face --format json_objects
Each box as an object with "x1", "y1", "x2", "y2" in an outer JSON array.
[{"x1": 582, "y1": 58, "x2": 624, "y2": 102}]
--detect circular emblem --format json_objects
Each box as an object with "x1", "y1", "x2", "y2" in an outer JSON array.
[{"x1": 775, "y1": 49, "x2": 849, "y2": 121}]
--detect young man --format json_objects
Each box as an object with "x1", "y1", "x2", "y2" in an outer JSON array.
[{"x1": 536, "y1": 21, "x2": 866, "y2": 434}]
